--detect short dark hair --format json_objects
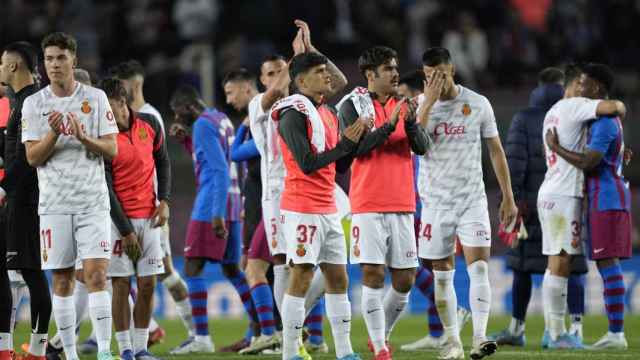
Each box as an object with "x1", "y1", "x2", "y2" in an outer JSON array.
[
  {"x1": 108, "y1": 60, "x2": 145, "y2": 80},
  {"x1": 41, "y1": 32, "x2": 77, "y2": 54},
  {"x1": 358, "y1": 46, "x2": 398, "y2": 78},
  {"x1": 222, "y1": 68, "x2": 256, "y2": 87},
  {"x1": 422, "y1": 47, "x2": 451, "y2": 67},
  {"x1": 3, "y1": 41, "x2": 38, "y2": 73},
  {"x1": 582, "y1": 63, "x2": 615, "y2": 95},
  {"x1": 399, "y1": 70, "x2": 425, "y2": 92},
  {"x1": 100, "y1": 77, "x2": 128, "y2": 101},
  {"x1": 262, "y1": 54, "x2": 286, "y2": 66},
  {"x1": 289, "y1": 52, "x2": 328, "y2": 81},
  {"x1": 564, "y1": 63, "x2": 583, "y2": 88},
  {"x1": 538, "y1": 67, "x2": 564, "y2": 85},
  {"x1": 170, "y1": 85, "x2": 202, "y2": 108}
]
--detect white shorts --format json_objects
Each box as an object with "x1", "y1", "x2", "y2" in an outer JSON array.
[
  {"x1": 262, "y1": 195, "x2": 286, "y2": 256},
  {"x1": 108, "y1": 218, "x2": 165, "y2": 277},
  {"x1": 418, "y1": 205, "x2": 491, "y2": 259},
  {"x1": 350, "y1": 213, "x2": 418, "y2": 269},
  {"x1": 40, "y1": 212, "x2": 111, "y2": 270},
  {"x1": 160, "y1": 223, "x2": 171, "y2": 257},
  {"x1": 281, "y1": 210, "x2": 347, "y2": 266},
  {"x1": 538, "y1": 194, "x2": 583, "y2": 256}
]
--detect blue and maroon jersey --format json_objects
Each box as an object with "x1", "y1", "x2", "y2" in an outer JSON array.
[
  {"x1": 191, "y1": 108, "x2": 242, "y2": 222},
  {"x1": 585, "y1": 116, "x2": 630, "y2": 212}
]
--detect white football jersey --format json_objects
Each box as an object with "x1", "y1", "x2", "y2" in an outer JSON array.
[
  {"x1": 248, "y1": 93, "x2": 285, "y2": 201},
  {"x1": 539, "y1": 97, "x2": 601, "y2": 198},
  {"x1": 139, "y1": 102, "x2": 165, "y2": 135},
  {"x1": 417, "y1": 85, "x2": 499, "y2": 210},
  {"x1": 21, "y1": 83, "x2": 119, "y2": 214}
]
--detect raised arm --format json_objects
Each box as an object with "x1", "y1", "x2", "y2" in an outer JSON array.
[{"x1": 295, "y1": 19, "x2": 348, "y2": 96}]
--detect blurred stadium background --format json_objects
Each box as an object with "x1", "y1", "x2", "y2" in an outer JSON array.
[{"x1": 2, "y1": 0, "x2": 640, "y2": 319}]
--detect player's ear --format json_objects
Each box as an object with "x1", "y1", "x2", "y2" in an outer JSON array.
[{"x1": 365, "y1": 69, "x2": 375, "y2": 82}]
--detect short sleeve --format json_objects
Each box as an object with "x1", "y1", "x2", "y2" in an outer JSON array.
[
  {"x1": 586, "y1": 117, "x2": 617, "y2": 154},
  {"x1": 97, "y1": 91, "x2": 119, "y2": 137},
  {"x1": 570, "y1": 97, "x2": 601, "y2": 123},
  {"x1": 480, "y1": 97, "x2": 499, "y2": 138},
  {"x1": 21, "y1": 97, "x2": 43, "y2": 143}
]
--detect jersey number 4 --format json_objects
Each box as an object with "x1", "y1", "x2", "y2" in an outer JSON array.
[{"x1": 422, "y1": 223, "x2": 432, "y2": 241}]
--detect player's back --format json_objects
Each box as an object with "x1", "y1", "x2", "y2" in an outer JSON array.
[
  {"x1": 586, "y1": 116, "x2": 630, "y2": 211},
  {"x1": 540, "y1": 97, "x2": 600, "y2": 198},
  {"x1": 418, "y1": 85, "x2": 497, "y2": 210},
  {"x1": 21, "y1": 83, "x2": 117, "y2": 214}
]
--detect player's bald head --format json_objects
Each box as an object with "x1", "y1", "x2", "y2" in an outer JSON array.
[{"x1": 74, "y1": 68, "x2": 91, "y2": 86}]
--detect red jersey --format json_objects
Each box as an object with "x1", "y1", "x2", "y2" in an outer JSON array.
[
  {"x1": 108, "y1": 111, "x2": 170, "y2": 219},
  {"x1": 349, "y1": 97, "x2": 416, "y2": 213},
  {"x1": 278, "y1": 104, "x2": 339, "y2": 214}
]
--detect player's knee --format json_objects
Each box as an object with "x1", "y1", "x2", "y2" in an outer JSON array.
[
  {"x1": 361, "y1": 264, "x2": 385, "y2": 288},
  {"x1": 245, "y1": 264, "x2": 266, "y2": 286},
  {"x1": 75, "y1": 269, "x2": 85, "y2": 283},
  {"x1": 391, "y1": 268, "x2": 416, "y2": 293},
  {"x1": 52, "y1": 270, "x2": 75, "y2": 296},
  {"x1": 288, "y1": 264, "x2": 314, "y2": 296},
  {"x1": 322, "y1": 266, "x2": 349, "y2": 293},
  {"x1": 221, "y1": 263, "x2": 241, "y2": 278},
  {"x1": 467, "y1": 260, "x2": 489, "y2": 283},
  {"x1": 137, "y1": 276, "x2": 156, "y2": 298},
  {"x1": 85, "y1": 268, "x2": 108, "y2": 290}
]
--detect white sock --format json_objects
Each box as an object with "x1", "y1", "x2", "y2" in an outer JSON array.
[
  {"x1": 282, "y1": 294, "x2": 305, "y2": 360},
  {"x1": 88, "y1": 291, "x2": 112, "y2": 353},
  {"x1": 433, "y1": 270, "x2": 459, "y2": 340},
  {"x1": 543, "y1": 272, "x2": 568, "y2": 340},
  {"x1": 86, "y1": 280, "x2": 112, "y2": 344},
  {"x1": 133, "y1": 328, "x2": 149, "y2": 354},
  {"x1": 304, "y1": 270, "x2": 325, "y2": 314},
  {"x1": 325, "y1": 293, "x2": 354, "y2": 359},
  {"x1": 115, "y1": 331, "x2": 132, "y2": 354},
  {"x1": 28, "y1": 333, "x2": 48, "y2": 356},
  {"x1": 53, "y1": 295, "x2": 79, "y2": 360},
  {"x1": 0, "y1": 332, "x2": 11, "y2": 351},
  {"x1": 383, "y1": 287, "x2": 410, "y2": 340},
  {"x1": 361, "y1": 286, "x2": 385, "y2": 353},
  {"x1": 509, "y1": 318, "x2": 525, "y2": 336},
  {"x1": 74, "y1": 281, "x2": 89, "y2": 327},
  {"x1": 543, "y1": 269, "x2": 550, "y2": 332},
  {"x1": 175, "y1": 299, "x2": 195, "y2": 337},
  {"x1": 468, "y1": 260, "x2": 491, "y2": 343},
  {"x1": 273, "y1": 265, "x2": 290, "y2": 313},
  {"x1": 149, "y1": 318, "x2": 159, "y2": 333}
]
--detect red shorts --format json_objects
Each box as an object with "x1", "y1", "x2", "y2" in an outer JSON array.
[
  {"x1": 588, "y1": 210, "x2": 632, "y2": 260},
  {"x1": 184, "y1": 220, "x2": 229, "y2": 262},
  {"x1": 248, "y1": 219, "x2": 273, "y2": 263}
]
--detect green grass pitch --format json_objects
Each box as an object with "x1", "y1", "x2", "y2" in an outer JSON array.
[{"x1": 13, "y1": 315, "x2": 638, "y2": 359}]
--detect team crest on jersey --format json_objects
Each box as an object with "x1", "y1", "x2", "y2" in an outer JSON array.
[
  {"x1": 81, "y1": 100, "x2": 92, "y2": 114},
  {"x1": 41, "y1": 249, "x2": 48, "y2": 262},
  {"x1": 461, "y1": 103, "x2": 472, "y2": 116},
  {"x1": 271, "y1": 238, "x2": 278, "y2": 249},
  {"x1": 296, "y1": 244, "x2": 307, "y2": 257},
  {"x1": 353, "y1": 244, "x2": 361, "y2": 257},
  {"x1": 138, "y1": 127, "x2": 148, "y2": 140},
  {"x1": 21, "y1": 118, "x2": 27, "y2": 130}
]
